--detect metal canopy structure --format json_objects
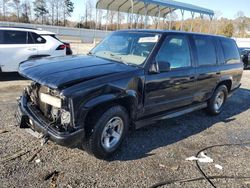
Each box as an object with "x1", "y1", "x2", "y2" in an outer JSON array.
[
  {"x1": 97, "y1": 0, "x2": 214, "y2": 18},
  {"x1": 96, "y1": 0, "x2": 214, "y2": 31}
]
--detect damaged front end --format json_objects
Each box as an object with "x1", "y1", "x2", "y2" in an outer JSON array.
[{"x1": 16, "y1": 82, "x2": 84, "y2": 147}]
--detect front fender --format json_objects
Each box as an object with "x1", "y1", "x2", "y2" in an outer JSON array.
[
  {"x1": 84, "y1": 93, "x2": 119, "y2": 108},
  {"x1": 81, "y1": 90, "x2": 139, "y2": 121}
]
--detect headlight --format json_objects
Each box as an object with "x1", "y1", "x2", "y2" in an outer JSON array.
[
  {"x1": 61, "y1": 110, "x2": 71, "y2": 125},
  {"x1": 40, "y1": 93, "x2": 62, "y2": 108}
]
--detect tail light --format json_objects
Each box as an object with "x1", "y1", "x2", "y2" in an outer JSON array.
[
  {"x1": 56, "y1": 44, "x2": 66, "y2": 50},
  {"x1": 64, "y1": 43, "x2": 70, "y2": 48}
]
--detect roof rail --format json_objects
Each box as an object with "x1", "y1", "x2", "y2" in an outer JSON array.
[{"x1": 0, "y1": 26, "x2": 39, "y2": 30}]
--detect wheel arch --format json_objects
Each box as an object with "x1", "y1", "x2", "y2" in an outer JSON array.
[
  {"x1": 82, "y1": 92, "x2": 139, "y2": 138},
  {"x1": 217, "y1": 79, "x2": 232, "y2": 93}
]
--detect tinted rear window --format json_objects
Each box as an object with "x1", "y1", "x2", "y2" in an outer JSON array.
[
  {"x1": 0, "y1": 30, "x2": 3, "y2": 44},
  {"x1": 194, "y1": 35, "x2": 217, "y2": 66},
  {"x1": 4, "y1": 30, "x2": 27, "y2": 44},
  {"x1": 220, "y1": 39, "x2": 240, "y2": 64}
]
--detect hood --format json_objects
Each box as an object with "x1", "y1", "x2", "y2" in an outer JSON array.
[{"x1": 19, "y1": 55, "x2": 136, "y2": 89}]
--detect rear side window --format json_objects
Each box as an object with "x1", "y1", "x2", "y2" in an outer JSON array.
[
  {"x1": 3, "y1": 30, "x2": 27, "y2": 44},
  {"x1": 220, "y1": 39, "x2": 240, "y2": 64},
  {"x1": 30, "y1": 32, "x2": 46, "y2": 44},
  {"x1": 194, "y1": 35, "x2": 217, "y2": 66}
]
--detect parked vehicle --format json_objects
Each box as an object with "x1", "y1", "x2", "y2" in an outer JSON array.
[
  {"x1": 0, "y1": 27, "x2": 72, "y2": 72},
  {"x1": 16, "y1": 30, "x2": 243, "y2": 159},
  {"x1": 239, "y1": 48, "x2": 250, "y2": 69}
]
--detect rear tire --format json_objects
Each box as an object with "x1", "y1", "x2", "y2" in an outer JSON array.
[
  {"x1": 207, "y1": 85, "x2": 228, "y2": 115},
  {"x1": 83, "y1": 105, "x2": 129, "y2": 159}
]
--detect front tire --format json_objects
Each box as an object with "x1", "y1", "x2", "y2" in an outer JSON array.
[
  {"x1": 83, "y1": 105, "x2": 129, "y2": 159},
  {"x1": 207, "y1": 85, "x2": 228, "y2": 115}
]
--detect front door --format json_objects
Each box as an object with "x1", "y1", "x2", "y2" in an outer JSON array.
[{"x1": 144, "y1": 34, "x2": 197, "y2": 117}]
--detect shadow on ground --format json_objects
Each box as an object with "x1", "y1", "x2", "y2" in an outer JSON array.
[
  {"x1": 110, "y1": 88, "x2": 250, "y2": 161},
  {"x1": 0, "y1": 73, "x2": 26, "y2": 81}
]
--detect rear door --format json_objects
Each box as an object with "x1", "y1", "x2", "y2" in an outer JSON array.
[
  {"x1": 144, "y1": 34, "x2": 197, "y2": 116},
  {"x1": 192, "y1": 35, "x2": 219, "y2": 102},
  {"x1": 0, "y1": 30, "x2": 37, "y2": 72},
  {"x1": 30, "y1": 32, "x2": 50, "y2": 56}
]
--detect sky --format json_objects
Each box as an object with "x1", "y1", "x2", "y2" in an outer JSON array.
[{"x1": 70, "y1": 0, "x2": 250, "y2": 21}]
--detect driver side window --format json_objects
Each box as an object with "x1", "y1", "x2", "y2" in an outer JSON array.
[{"x1": 156, "y1": 35, "x2": 191, "y2": 69}]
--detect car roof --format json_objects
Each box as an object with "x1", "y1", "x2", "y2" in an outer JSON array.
[
  {"x1": 0, "y1": 27, "x2": 55, "y2": 35},
  {"x1": 116, "y1": 29, "x2": 228, "y2": 39}
]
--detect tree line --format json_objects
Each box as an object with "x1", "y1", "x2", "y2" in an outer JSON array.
[{"x1": 0, "y1": 0, "x2": 74, "y2": 26}]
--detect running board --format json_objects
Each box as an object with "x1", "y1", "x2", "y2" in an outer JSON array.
[{"x1": 135, "y1": 103, "x2": 207, "y2": 129}]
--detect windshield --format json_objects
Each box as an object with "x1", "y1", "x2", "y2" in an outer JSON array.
[{"x1": 90, "y1": 32, "x2": 160, "y2": 66}]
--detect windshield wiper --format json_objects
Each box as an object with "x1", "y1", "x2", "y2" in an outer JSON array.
[
  {"x1": 87, "y1": 51, "x2": 95, "y2": 56},
  {"x1": 109, "y1": 53, "x2": 129, "y2": 65}
]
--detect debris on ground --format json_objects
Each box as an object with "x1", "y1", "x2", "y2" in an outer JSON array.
[
  {"x1": 0, "y1": 129, "x2": 8, "y2": 134},
  {"x1": 44, "y1": 170, "x2": 60, "y2": 188},
  {"x1": 159, "y1": 163, "x2": 179, "y2": 171},
  {"x1": 35, "y1": 159, "x2": 41, "y2": 163},
  {"x1": 170, "y1": 164, "x2": 180, "y2": 171},
  {"x1": 186, "y1": 152, "x2": 213, "y2": 163},
  {"x1": 1, "y1": 149, "x2": 30, "y2": 163},
  {"x1": 215, "y1": 164, "x2": 223, "y2": 170},
  {"x1": 159, "y1": 164, "x2": 165, "y2": 168},
  {"x1": 27, "y1": 148, "x2": 42, "y2": 163},
  {"x1": 41, "y1": 136, "x2": 49, "y2": 146}
]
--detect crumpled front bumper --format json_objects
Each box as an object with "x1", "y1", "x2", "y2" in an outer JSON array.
[{"x1": 15, "y1": 92, "x2": 85, "y2": 147}]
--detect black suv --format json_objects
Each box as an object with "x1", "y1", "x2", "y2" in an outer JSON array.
[
  {"x1": 239, "y1": 48, "x2": 250, "y2": 68},
  {"x1": 16, "y1": 30, "x2": 243, "y2": 159}
]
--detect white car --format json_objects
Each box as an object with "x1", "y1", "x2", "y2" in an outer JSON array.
[{"x1": 0, "y1": 27, "x2": 67, "y2": 72}]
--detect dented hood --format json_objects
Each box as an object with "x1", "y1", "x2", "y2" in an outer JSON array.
[{"x1": 19, "y1": 55, "x2": 135, "y2": 89}]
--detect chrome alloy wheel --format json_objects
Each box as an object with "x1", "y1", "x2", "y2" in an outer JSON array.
[
  {"x1": 214, "y1": 91, "x2": 225, "y2": 111},
  {"x1": 101, "y1": 117, "x2": 124, "y2": 151}
]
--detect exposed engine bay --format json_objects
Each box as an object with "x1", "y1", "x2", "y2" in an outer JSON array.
[{"x1": 26, "y1": 82, "x2": 71, "y2": 132}]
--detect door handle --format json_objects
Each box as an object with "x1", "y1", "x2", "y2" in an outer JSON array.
[{"x1": 28, "y1": 48, "x2": 37, "y2": 51}]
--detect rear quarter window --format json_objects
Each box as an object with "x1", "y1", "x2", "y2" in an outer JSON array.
[
  {"x1": 220, "y1": 39, "x2": 240, "y2": 64},
  {"x1": 30, "y1": 32, "x2": 46, "y2": 44}
]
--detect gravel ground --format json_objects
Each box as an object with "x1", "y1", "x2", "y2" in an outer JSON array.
[{"x1": 0, "y1": 69, "x2": 250, "y2": 188}]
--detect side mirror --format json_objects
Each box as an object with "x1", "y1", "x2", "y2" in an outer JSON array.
[
  {"x1": 158, "y1": 61, "x2": 171, "y2": 73},
  {"x1": 149, "y1": 61, "x2": 171, "y2": 74},
  {"x1": 149, "y1": 62, "x2": 160, "y2": 74}
]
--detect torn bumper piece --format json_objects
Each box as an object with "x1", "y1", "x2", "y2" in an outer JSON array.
[{"x1": 15, "y1": 93, "x2": 85, "y2": 147}]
